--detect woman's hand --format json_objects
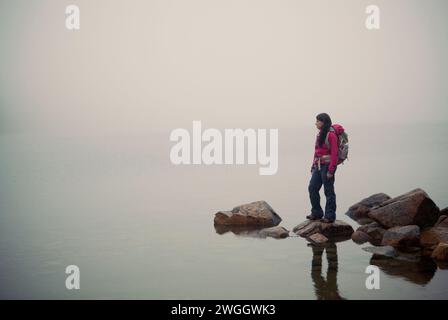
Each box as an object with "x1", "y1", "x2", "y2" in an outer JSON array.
[{"x1": 326, "y1": 171, "x2": 334, "y2": 179}]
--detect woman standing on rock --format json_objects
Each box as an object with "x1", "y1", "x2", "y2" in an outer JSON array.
[{"x1": 307, "y1": 113, "x2": 346, "y2": 223}]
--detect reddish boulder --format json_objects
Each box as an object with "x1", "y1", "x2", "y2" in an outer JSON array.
[{"x1": 367, "y1": 188, "x2": 440, "y2": 229}]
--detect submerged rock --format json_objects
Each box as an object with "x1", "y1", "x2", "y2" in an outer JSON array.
[
  {"x1": 259, "y1": 226, "x2": 290, "y2": 239},
  {"x1": 214, "y1": 200, "x2": 281, "y2": 226},
  {"x1": 293, "y1": 220, "x2": 354, "y2": 240},
  {"x1": 367, "y1": 188, "x2": 440, "y2": 229},
  {"x1": 345, "y1": 193, "x2": 391, "y2": 225},
  {"x1": 381, "y1": 225, "x2": 420, "y2": 247}
]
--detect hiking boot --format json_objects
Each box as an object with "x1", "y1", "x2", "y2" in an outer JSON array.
[
  {"x1": 320, "y1": 218, "x2": 335, "y2": 224},
  {"x1": 306, "y1": 214, "x2": 322, "y2": 221}
]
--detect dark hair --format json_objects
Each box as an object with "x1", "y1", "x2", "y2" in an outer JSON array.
[{"x1": 316, "y1": 113, "x2": 332, "y2": 147}]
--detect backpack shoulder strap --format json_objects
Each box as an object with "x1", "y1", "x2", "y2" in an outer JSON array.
[{"x1": 325, "y1": 127, "x2": 335, "y2": 149}]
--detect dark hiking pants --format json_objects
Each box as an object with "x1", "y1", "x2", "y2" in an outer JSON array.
[{"x1": 308, "y1": 164, "x2": 337, "y2": 220}]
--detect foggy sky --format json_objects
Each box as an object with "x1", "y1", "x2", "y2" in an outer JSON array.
[{"x1": 1, "y1": 0, "x2": 447, "y2": 134}]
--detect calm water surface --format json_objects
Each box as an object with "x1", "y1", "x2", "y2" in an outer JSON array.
[{"x1": 1, "y1": 124, "x2": 447, "y2": 299}]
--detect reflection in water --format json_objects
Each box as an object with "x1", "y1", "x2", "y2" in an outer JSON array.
[
  {"x1": 309, "y1": 242, "x2": 345, "y2": 300},
  {"x1": 214, "y1": 224, "x2": 270, "y2": 238},
  {"x1": 369, "y1": 254, "x2": 437, "y2": 285},
  {"x1": 214, "y1": 225, "x2": 443, "y2": 298}
]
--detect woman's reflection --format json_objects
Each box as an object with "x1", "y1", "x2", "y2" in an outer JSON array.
[{"x1": 309, "y1": 242, "x2": 345, "y2": 300}]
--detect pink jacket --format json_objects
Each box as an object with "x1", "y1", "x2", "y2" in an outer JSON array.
[{"x1": 312, "y1": 124, "x2": 344, "y2": 174}]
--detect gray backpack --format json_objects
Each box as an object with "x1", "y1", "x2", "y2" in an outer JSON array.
[{"x1": 325, "y1": 125, "x2": 349, "y2": 165}]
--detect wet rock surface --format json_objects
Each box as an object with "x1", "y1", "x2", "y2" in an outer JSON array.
[
  {"x1": 367, "y1": 188, "x2": 440, "y2": 229},
  {"x1": 214, "y1": 200, "x2": 282, "y2": 226},
  {"x1": 293, "y1": 220, "x2": 354, "y2": 241}
]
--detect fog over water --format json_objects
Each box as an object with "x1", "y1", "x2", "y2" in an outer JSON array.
[{"x1": 0, "y1": 0, "x2": 447, "y2": 299}]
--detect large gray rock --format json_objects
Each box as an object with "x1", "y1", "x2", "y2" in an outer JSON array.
[
  {"x1": 345, "y1": 193, "x2": 391, "y2": 224},
  {"x1": 367, "y1": 188, "x2": 440, "y2": 229},
  {"x1": 356, "y1": 222, "x2": 386, "y2": 246},
  {"x1": 214, "y1": 201, "x2": 281, "y2": 226},
  {"x1": 292, "y1": 220, "x2": 354, "y2": 240},
  {"x1": 381, "y1": 225, "x2": 420, "y2": 247}
]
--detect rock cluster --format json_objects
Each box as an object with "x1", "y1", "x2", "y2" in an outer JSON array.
[{"x1": 346, "y1": 188, "x2": 448, "y2": 262}]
